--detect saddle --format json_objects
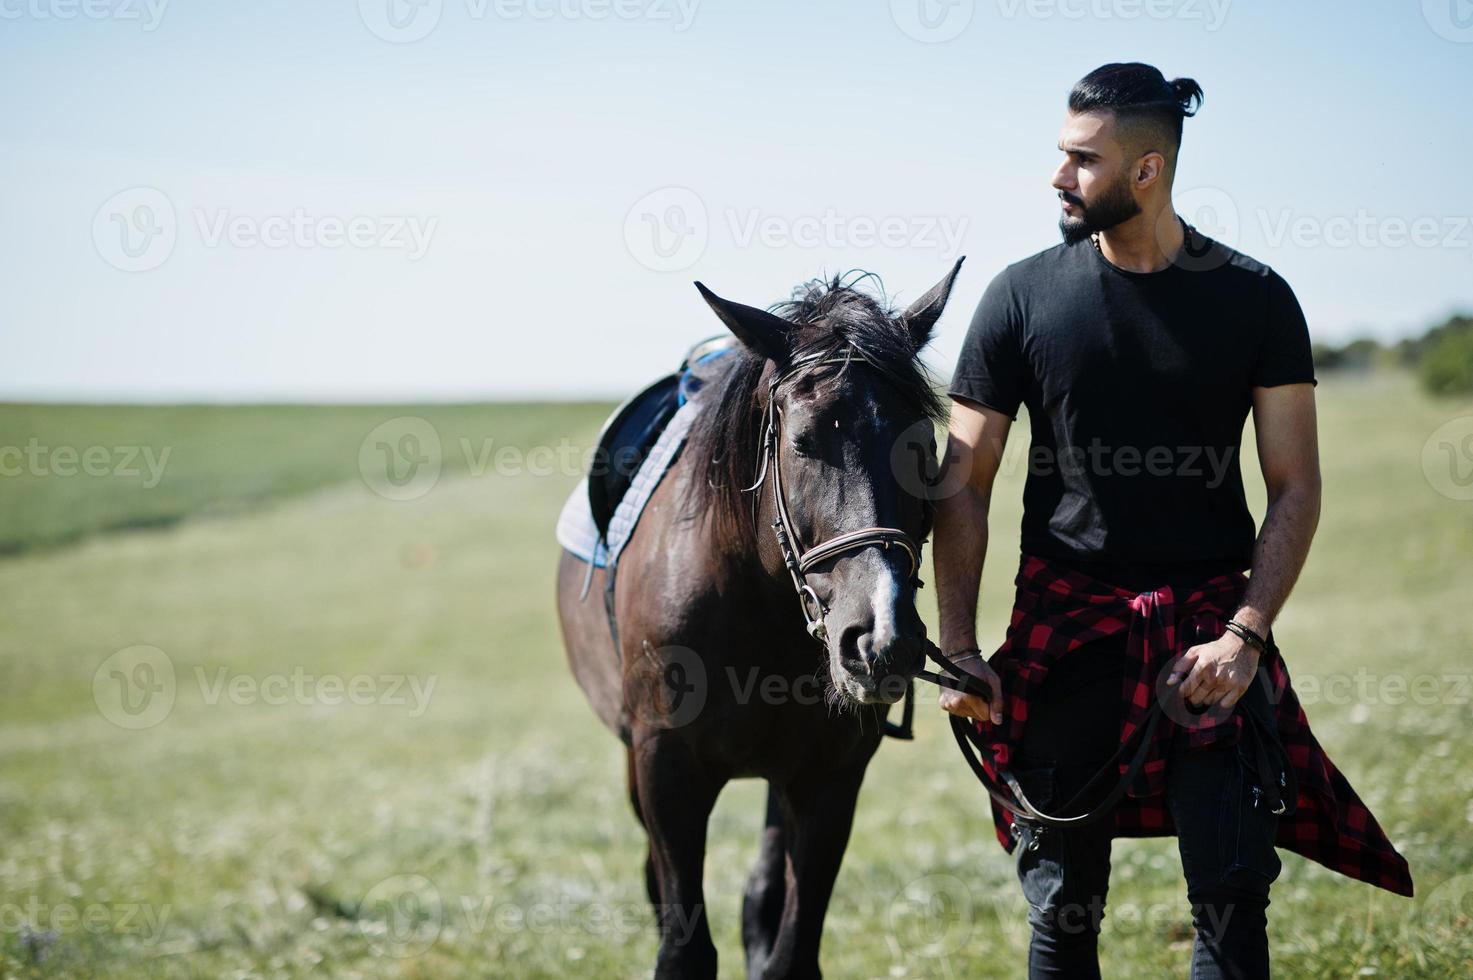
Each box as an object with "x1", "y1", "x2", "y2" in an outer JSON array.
[
  {"x1": 587, "y1": 373, "x2": 680, "y2": 542},
  {"x1": 587, "y1": 334, "x2": 735, "y2": 541}
]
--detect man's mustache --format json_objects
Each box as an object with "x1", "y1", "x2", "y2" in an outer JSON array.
[{"x1": 1059, "y1": 192, "x2": 1085, "y2": 209}]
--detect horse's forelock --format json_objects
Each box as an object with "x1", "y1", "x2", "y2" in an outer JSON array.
[{"x1": 680, "y1": 271, "x2": 943, "y2": 545}]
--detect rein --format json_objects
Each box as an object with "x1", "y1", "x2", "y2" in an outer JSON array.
[
  {"x1": 917, "y1": 634, "x2": 1293, "y2": 833},
  {"x1": 926, "y1": 642, "x2": 1167, "y2": 831},
  {"x1": 742, "y1": 345, "x2": 1292, "y2": 832}
]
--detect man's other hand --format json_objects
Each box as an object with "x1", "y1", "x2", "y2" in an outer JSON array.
[{"x1": 937, "y1": 653, "x2": 1004, "y2": 726}]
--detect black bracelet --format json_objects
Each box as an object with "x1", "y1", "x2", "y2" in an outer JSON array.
[
  {"x1": 1224, "y1": 619, "x2": 1268, "y2": 655},
  {"x1": 946, "y1": 646, "x2": 983, "y2": 661}
]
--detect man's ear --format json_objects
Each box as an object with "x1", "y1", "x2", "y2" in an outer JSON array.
[
  {"x1": 1135, "y1": 151, "x2": 1166, "y2": 190},
  {"x1": 900, "y1": 257, "x2": 966, "y2": 350},
  {"x1": 694, "y1": 282, "x2": 791, "y2": 362}
]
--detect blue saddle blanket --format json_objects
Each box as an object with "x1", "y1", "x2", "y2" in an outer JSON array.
[{"x1": 556, "y1": 338, "x2": 733, "y2": 568}]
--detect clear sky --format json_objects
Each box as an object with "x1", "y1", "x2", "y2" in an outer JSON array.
[{"x1": 3, "y1": 0, "x2": 1470, "y2": 401}]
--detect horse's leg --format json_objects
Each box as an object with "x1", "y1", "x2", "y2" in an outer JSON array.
[
  {"x1": 742, "y1": 782, "x2": 788, "y2": 979},
  {"x1": 760, "y1": 764, "x2": 868, "y2": 980},
  {"x1": 626, "y1": 746, "x2": 660, "y2": 910},
  {"x1": 634, "y1": 732, "x2": 724, "y2": 980}
]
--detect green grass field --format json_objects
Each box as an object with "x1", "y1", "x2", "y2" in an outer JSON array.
[{"x1": 2, "y1": 374, "x2": 1472, "y2": 978}]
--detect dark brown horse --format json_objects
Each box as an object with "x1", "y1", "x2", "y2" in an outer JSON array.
[{"x1": 556, "y1": 263, "x2": 963, "y2": 979}]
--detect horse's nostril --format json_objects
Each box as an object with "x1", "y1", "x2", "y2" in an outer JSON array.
[
  {"x1": 837, "y1": 624, "x2": 867, "y2": 667},
  {"x1": 837, "y1": 620, "x2": 926, "y2": 681},
  {"x1": 872, "y1": 633, "x2": 925, "y2": 676}
]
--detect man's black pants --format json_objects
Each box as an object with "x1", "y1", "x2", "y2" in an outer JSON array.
[{"x1": 1011, "y1": 630, "x2": 1282, "y2": 979}]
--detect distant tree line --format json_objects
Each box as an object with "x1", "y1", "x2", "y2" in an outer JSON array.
[{"x1": 1313, "y1": 313, "x2": 1473, "y2": 396}]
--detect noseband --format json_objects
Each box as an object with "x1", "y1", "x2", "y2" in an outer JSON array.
[{"x1": 743, "y1": 345, "x2": 924, "y2": 643}]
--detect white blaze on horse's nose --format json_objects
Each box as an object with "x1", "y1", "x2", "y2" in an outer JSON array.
[{"x1": 866, "y1": 553, "x2": 902, "y2": 660}]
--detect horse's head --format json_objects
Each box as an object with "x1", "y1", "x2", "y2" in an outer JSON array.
[{"x1": 689, "y1": 262, "x2": 963, "y2": 707}]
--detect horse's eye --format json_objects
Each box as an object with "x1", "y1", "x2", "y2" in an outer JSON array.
[
  {"x1": 789, "y1": 430, "x2": 820, "y2": 457},
  {"x1": 789, "y1": 413, "x2": 845, "y2": 457}
]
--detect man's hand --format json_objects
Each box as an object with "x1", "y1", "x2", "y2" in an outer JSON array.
[
  {"x1": 932, "y1": 398, "x2": 1012, "y2": 729},
  {"x1": 937, "y1": 652, "x2": 1004, "y2": 725},
  {"x1": 1168, "y1": 632, "x2": 1260, "y2": 709}
]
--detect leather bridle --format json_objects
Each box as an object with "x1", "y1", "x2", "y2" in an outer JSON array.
[{"x1": 743, "y1": 344, "x2": 924, "y2": 644}]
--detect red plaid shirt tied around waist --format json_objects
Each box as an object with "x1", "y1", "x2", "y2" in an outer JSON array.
[{"x1": 974, "y1": 554, "x2": 1414, "y2": 897}]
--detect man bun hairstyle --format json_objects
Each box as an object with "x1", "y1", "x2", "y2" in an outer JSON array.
[{"x1": 1068, "y1": 62, "x2": 1203, "y2": 151}]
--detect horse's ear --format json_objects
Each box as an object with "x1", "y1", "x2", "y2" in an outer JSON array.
[
  {"x1": 693, "y1": 282, "x2": 791, "y2": 362},
  {"x1": 900, "y1": 257, "x2": 966, "y2": 350}
]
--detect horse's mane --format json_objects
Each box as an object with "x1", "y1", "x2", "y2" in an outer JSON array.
[{"x1": 680, "y1": 271, "x2": 945, "y2": 543}]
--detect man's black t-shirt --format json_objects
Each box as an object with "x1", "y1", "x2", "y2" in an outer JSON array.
[{"x1": 948, "y1": 227, "x2": 1316, "y2": 586}]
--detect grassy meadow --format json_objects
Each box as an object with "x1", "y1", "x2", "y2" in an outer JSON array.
[{"x1": 1, "y1": 372, "x2": 1472, "y2": 978}]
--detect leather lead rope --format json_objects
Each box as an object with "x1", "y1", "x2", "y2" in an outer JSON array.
[
  {"x1": 916, "y1": 642, "x2": 1163, "y2": 829},
  {"x1": 918, "y1": 643, "x2": 1297, "y2": 831}
]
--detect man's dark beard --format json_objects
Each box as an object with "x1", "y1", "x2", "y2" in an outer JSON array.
[{"x1": 1059, "y1": 172, "x2": 1141, "y2": 245}]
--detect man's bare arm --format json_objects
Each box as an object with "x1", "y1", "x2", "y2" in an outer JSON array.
[
  {"x1": 1233, "y1": 383, "x2": 1323, "y2": 638},
  {"x1": 933, "y1": 397, "x2": 1012, "y2": 723},
  {"x1": 1174, "y1": 382, "x2": 1321, "y2": 707}
]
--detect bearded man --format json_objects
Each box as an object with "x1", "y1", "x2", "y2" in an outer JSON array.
[{"x1": 932, "y1": 63, "x2": 1412, "y2": 979}]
